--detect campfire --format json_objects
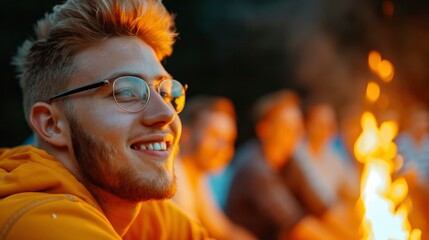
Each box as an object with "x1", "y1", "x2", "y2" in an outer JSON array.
[{"x1": 353, "y1": 51, "x2": 422, "y2": 240}]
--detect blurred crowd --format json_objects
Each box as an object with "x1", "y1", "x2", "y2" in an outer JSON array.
[{"x1": 170, "y1": 91, "x2": 429, "y2": 239}]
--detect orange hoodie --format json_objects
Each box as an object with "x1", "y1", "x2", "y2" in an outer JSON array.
[{"x1": 0, "y1": 145, "x2": 210, "y2": 239}]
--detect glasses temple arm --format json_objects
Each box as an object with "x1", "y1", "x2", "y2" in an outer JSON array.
[{"x1": 48, "y1": 80, "x2": 109, "y2": 102}]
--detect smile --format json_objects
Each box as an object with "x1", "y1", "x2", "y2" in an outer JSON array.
[{"x1": 131, "y1": 141, "x2": 168, "y2": 151}]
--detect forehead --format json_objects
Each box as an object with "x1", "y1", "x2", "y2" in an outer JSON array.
[
  {"x1": 309, "y1": 105, "x2": 335, "y2": 119},
  {"x1": 198, "y1": 112, "x2": 236, "y2": 131},
  {"x1": 270, "y1": 105, "x2": 302, "y2": 122},
  {"x1": 70, "y1": 36, "x2": 169, "y2": 86}
]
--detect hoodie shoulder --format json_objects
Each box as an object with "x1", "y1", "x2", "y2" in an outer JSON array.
[{"x1": 0, "y1": 192, "x2": 120, "y2": 240}]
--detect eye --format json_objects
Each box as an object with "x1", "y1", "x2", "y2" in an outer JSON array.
[
  {"x1": 159, "y1": 91, "x2": 172, "y2": 101},
  {"x1": 114, "y1": 88, "x2": 140, "y2": 102}
]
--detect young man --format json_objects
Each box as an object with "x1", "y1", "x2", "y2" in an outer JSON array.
[{"x1": 0, "y1": 0, "x2": 209, "y2": 239}]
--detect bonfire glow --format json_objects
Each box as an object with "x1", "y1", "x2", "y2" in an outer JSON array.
[
  {"x1": 367, "y1": 51, "x2": 395, "y2": 83},
  {"x1": 366, "y1": 81, "x2": 381, "y2": 103},
  {"x1": 355, "y1": 112, "x2": 421, "y2": 240}
]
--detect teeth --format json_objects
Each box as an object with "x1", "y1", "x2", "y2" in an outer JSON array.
[{"x1": 133, "y1": 142, "x2": 167, "y2": 151}]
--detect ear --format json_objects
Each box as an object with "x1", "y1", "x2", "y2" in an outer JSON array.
[{"x1": 30, "y1": 102, "x2": 68, "y2": 147}]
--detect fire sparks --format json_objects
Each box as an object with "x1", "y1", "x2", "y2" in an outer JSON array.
[
  {"x1": 368, "y1": 51, "x2": 395, "y2": 83},
  {"x1": 366, "y1": 82, "x2": 381, "y2": 103}
]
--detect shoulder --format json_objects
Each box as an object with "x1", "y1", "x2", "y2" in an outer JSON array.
[
  {"x1": 0, "y1": 192, "x2": 119, "y2": 240},
  {"x1": 395, "y1": 133, "x2": 412, "y2": 145}
]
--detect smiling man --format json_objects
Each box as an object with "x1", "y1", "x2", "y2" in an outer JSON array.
[{"x1": 0, "y1": 0, "x2": 209, "y2": 239}]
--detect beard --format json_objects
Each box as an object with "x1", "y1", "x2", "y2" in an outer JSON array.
[{"x1": 67, "y1": 115, "x2": 176, "y2": 202}]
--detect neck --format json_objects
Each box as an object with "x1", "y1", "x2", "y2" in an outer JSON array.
[
  {"x1": 309, "y1": 139, "x2": 324, "y2": 157},
  {"x1": 262, "y1": 146, "x2": 285, "y2": 171},
  {"x1": 89, "y1": 186, "x2": 141, "y2": 237}
]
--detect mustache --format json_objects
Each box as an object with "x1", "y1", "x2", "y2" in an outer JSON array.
[{"x1": 128, "y1": 130, "x2": 177, "y2": 142}]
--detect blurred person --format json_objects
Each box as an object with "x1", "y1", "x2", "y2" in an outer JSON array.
[
  {"x1": 172, "y1": 95, "x2": 256, "y2": 240},
  {"x1": 0, "y1": 0, "x2": 210, "y2": 239},
  {"x1": 294, "y1": 101, "x2": 359, "y2": 205},
  {"x1": 333, "y1": 103, "x2": 363, "y2": 171},
  {"x1": 395, "y1": 104, "x2": 429, "y2": 191},
  {"x1": 225, "y1": 90, "x2": 346, "y2": 240},
  {"x1": 290, "y1": 101, "x2": 361, "y2": 239},
  {"x1": 394, "y1": 104, "x2": 429, "y2": 240}
]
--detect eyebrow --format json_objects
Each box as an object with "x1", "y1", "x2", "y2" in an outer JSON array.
[{"x1": 103, "y1": 72, "x2": 173, "y2": 83}]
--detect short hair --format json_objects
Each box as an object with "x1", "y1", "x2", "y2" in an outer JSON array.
[
  {"x1": 180, "y1": 95, "x2": 236, "y2": 127},
  {"x1": 251, "y1": 90, "x2": 300, "y2": 125},
  {"x1": 301, "y1": 97, "x2": 332, "y2": 120},
  {"x1": 12, "y1": 0, "x2": 177, "y2": 121}
]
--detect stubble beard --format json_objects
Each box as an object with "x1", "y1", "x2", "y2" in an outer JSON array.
[{"x1": 68, "y1": 115, "x2": 177, "y2": 202}]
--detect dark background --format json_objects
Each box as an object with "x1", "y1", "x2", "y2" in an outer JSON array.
[{"x1": 1, "y1": 0, "x2": 429, "y2": 147}]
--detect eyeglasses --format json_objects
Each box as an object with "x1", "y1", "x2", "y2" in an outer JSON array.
[{"x1": 48, "y1": 76, "x2": 187, "y2": 113}]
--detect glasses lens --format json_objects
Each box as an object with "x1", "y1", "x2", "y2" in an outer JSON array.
[
  {"x1": 113, "y1": 76, "x2": 149, "y2": 112},
  {"x1": 159, "y1": 80, "x2": 186, "y2": 113}
]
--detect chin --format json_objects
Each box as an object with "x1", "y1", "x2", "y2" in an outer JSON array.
[{"x1": 140, "y1": 177, "x2": 177, "y2": 201}]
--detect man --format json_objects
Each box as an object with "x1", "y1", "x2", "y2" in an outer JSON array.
[
  {"x1": 0, "y1": 0, "x2": 209, "y2": 239},
  {"x1": 172, "y1": 95, "x2": 255, "y2": 239}
]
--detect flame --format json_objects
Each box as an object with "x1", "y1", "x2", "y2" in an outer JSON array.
[
  {"x1": 355, "y1": 112, "x2": 421, "y2": 240},
  {"x1": 366, "y1": 81, "x2": 381, "y2": 103},
  {"x1": 378, "y1": 60, "x2": 394, "y2": 82},
  {"x1": 368, "y1": 51, "x2": 382, "y2": 72},
  {"x1": 367, "y1": 51, "x2": 395, "y2": 82}
]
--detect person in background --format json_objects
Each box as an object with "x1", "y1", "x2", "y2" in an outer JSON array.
[
  {"x1": 0, "y1": 0, "x2": 210, "y2": 238},
  {"x1": 290, "y1": 100, "x2": 360, "y2": 239},
  {"x1": 395, "y1": 104, "x2": 429, "y2": 239},
  {"x1": 332, "y1": 103, "x2": 363, "y2": 172},
  {"x1": 225, "y1": 90, "x2": 345, "y2": 240},
  {"x1": 396, "y1": 104, "x2": 429, "y2": 192},
  {"x1": 172, "y1": 95, "x2": 256, "y2": 240},
  {"x1": 293, "y1": 101, "x2": 359, "y2": 206}
]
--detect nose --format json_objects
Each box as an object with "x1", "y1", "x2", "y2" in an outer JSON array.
[{"x1": 139, "y1": 87, "x2": 176, "y2": 127}]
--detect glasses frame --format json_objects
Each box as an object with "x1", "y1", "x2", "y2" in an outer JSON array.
[{"x1": 48, "y1": 76, "x2": 187, "y2": 113}]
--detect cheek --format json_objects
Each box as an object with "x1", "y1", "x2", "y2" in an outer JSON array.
[
  {"x1": 198, "y1": 140, "x2": 217, "y2": 156},
  {"x1": 271, "y1": 130, "x2": 288, "y2": 147},
  {"x1": 79, "y1": 108, "x2": 132, "y2": 139}
]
